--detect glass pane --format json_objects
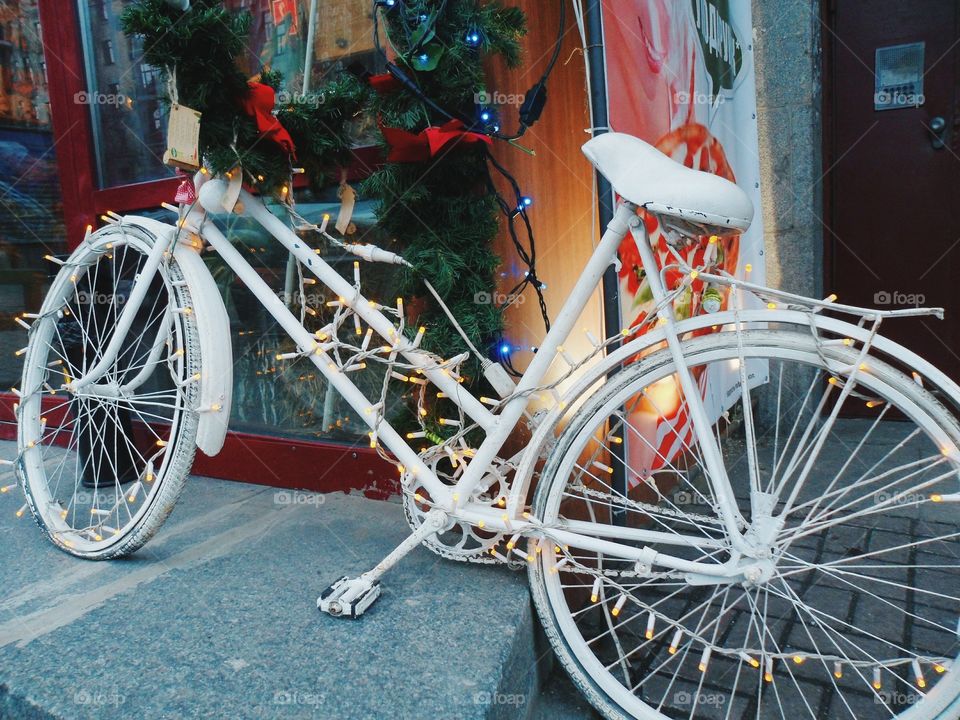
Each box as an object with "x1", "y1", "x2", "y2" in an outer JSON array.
[
  {"x1": 201, "y1": 191, "x2": 398, "y2": 443},
  {"x1": 79, "y1": 0, "x2": 380, "y2": 189},
  {"x1": 77, "y1": 0, "x2": 171, "y2": 187},
  {"x1": 75, "y1": 0, "x2": 392, "y2": 443},
  {"x1": 0, "y1": 4, "x2": 68, "y2": 390},
  {"x1": 225, "y1": 0, "x2": 378, "y2": 87}
]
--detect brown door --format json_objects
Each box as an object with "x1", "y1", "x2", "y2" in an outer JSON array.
[{"x1": 825, "y1": 0, "x2": 960, "y2": 379}]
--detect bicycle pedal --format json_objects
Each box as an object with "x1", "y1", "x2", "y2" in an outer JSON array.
[{"x1": 317, "y1": 575, "x2": 381, "y2": 619}]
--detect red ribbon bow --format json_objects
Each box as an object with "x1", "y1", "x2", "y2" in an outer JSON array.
[
  {"x1": 240, "y1": 81, "x2": 296, "y2": 157},
  {"x1": 174, "y1": 169, "x2": 197, "y2": 204},
  {"x1": 381, "y1": 120, "x2": 492, "y2": 163}
]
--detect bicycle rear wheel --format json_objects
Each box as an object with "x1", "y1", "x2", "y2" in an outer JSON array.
[
  {"x1": 16, "y1": 222, "x2": 200, "y2": 559},
  {"x1": 530, "y1": 329, "x2": 960, "y2": 719}
]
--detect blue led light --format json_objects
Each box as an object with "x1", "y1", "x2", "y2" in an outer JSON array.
[
  {"x1": 419, "y1": 53, "x2": 430, "y2": 62},
  {"x1": 465, "y1": 30, "x2": 482, "y2": 47},
  {"x1": 500, "y1": 343, "x2": 512, "y2": 355},
  {"x1": 521, "y1": 196, "x2": 533, "y2": 207},
  {"x1": 480, "y1": 111, "x2": 491, "y2": 122}
]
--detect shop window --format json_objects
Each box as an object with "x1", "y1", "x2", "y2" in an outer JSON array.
[
  {"x1": 68, "y1": 0, "x2": 385, "y2": 443},
  {"x1": 0, "y1": 1, "x2": 68, "y2": 390}
]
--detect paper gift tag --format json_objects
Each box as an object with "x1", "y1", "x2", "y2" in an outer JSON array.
[
  {"x1": 163, "y1": 104, "x2": 202, "y2": 171},
  {"x1": 335, "y1": 182, "x2": 356, "y2": 235}
]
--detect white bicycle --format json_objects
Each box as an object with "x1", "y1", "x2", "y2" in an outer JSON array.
[{"x1": 14, "y1": 131, "x2": 960, "y2": 719}]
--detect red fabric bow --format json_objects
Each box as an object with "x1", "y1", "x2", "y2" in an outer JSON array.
[
  {"x1": 174, "y1": 169, "x2": 197, "y2": 204},
  {"x1": 240, "y1": 82, "x2": 296, "y2": 157},
  {"x1": 381, "y1": 120, "x2": 492, "y2": 163}
]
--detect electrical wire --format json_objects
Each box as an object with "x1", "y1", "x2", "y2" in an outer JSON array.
[
  {"x1": 371, "y1": 0, "x2": 561, "y2": 375},
  {"x1": 372, "y1": 0, "x2": 566, "y2": 140},
  {"x1": 479, "y1": 149, "x2": 550, "y2": 377}
]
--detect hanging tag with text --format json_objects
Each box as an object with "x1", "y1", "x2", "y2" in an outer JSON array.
[{"x1": 163, "y1": 104, "x2": 202, "y2": 171}]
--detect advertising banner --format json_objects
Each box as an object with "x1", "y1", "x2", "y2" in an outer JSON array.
[{"x1": 601, "y1": 0, "x2": 768, "y2": 485}]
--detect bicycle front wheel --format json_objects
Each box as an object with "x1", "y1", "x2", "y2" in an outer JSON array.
[
  {"x1": 530, "y1": 329, "x2": 960, "y2": 720},
  {"x1": 16, "y1": 222, "x2": 201, "y2": 559}
]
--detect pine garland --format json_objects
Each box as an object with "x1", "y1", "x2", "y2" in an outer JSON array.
[{"x1": 360, "y1": 0, "x2": 527, "y2": 363}]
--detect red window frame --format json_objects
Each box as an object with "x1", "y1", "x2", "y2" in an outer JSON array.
[{"x1": 21, "y1": 0, "x2": 397, "y2": 497}]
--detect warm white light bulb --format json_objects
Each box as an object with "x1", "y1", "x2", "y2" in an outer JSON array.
[{"x1": 669, "y1": 629, "x2": 682, "y2": 654}]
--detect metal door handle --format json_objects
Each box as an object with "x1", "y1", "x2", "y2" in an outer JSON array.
[{"x1": 930, "y1": 116, "x2": 947, "y2": 149}]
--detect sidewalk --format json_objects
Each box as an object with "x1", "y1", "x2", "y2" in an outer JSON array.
[{"x1": 0, "y1": 441, "x2": 551, "y2": 720}]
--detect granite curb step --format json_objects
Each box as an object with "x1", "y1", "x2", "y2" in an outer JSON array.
[{"x1": 0, "y1": 440, "x2": 551, "y2": 720}]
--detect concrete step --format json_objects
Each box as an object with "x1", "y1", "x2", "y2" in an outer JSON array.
[{"x1": 0, "y1": 442, "x2": 546, "y2": 720}]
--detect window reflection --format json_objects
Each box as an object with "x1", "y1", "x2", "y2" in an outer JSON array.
[
  {"x1": 80, "y1": 0, "x2": 380, "y2": 189},
  {"x1": 78, "y1": 0, "x2": 169, "y2": 187},
  {"x1": 68, "y1": 0, "x2": 389, "y2": 442},
  {"x1": 0, "y1": 0, "x2": 67, "y2": 388},
  {"x1": 203, "y1": 193, "x2": 401, "y2": 442}
]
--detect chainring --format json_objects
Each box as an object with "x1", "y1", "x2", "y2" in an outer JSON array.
[{"x1": 401, "y1": 448, "x2": 509, "y2": 563}]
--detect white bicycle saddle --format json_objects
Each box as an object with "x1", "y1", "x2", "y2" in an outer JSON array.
[{"x1": 583, "y1": 131, "x2": 754, "y2": 236}]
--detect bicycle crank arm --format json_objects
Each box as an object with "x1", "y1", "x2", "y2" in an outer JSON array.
[{"x1": 318, "y1": 509, "x2": 450, "y2": 619}]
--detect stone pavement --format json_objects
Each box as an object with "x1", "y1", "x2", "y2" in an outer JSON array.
[
  {"x1": 3, "y1": 420, "x2": 959, "y2": 719},
  {"x1": 0, "y1": 439, "x2": 551, "y2": 720}
]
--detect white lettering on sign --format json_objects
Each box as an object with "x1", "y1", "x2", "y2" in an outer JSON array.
[{"x1": 693, "y1": 0, "x2": 738, "y2": 69}]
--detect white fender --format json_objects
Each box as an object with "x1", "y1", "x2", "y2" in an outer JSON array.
[{"x1": 124, "y1": 215, "x2": 233, "y2": 457}]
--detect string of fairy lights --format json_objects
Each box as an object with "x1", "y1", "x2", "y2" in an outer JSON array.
[{"x1": 4, "y1": 196, "x2": 955, "y2": 695}]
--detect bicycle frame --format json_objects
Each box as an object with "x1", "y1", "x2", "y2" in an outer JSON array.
[
  {"x1": 202, "y1": 186, "x2": 744, "y2": 574},
  {"x1": 70, "y1": 174, "x2": 953, "y2": 579},
  {"x1": 195, "y1": 187, "x2": 661, "y2": 516}
]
